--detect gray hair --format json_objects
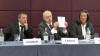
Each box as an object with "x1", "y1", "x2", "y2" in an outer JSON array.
[{"x1": 18, "y1": 12, "x2": 27, "y2": 18}]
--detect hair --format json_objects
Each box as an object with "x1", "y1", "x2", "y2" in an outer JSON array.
[
  {"x1": 18, "y1": 12, "x2": 27, "y2": 18},
  {"x1": 77, "y1": 9, "x2": 90, "y2": 24},
  {"x1": 43, "y1": 10, "x2": 52, "y2": 17}
]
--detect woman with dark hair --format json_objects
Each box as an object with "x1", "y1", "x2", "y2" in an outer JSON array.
[{"x1": 69, "y1": 9, "x2": 94, "y2": 39}]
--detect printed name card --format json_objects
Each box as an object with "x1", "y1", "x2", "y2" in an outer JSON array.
[
  {"x1": 61, "y1": 38, "x2": 79, "y2": 44},
  {"x1": 23, "y1": 38, "x2": 41, "y2": 45},
  {"x1": 94, "y1": 38, "x2": 100, "y2": 44}
]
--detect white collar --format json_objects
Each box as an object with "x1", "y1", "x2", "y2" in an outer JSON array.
[
  {"x1": 46, "y1": 22, "x2": 53, "y2": 29},
  {"x1": 81, "y1": 23, "x2": 87, "y2": 27},
  {"x1": 19, "y1": 22, "x2": 22, "y2": 26},
  {"x1": 46, "y1": 22, "x2": 52, "y2": 26}
]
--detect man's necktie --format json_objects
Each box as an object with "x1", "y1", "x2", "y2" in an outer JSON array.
[{"x1": 49, "y1": 24, "x2": 53, "y2": 30}]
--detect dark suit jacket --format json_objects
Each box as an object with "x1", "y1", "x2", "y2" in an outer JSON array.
[
  {"x1": 4, "y1": 22, "x2": 33, "y2": 41},
  {"x1": 38, "y1": 20, "x2": 69, "y2": 40},
  {"x1": 69, "y1": 21, "x2": 94, "y2": 39}
]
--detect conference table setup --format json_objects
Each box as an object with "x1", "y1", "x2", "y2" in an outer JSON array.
[
  {"x1": 0, "y1": 0, "x2": 100, "y2": 56},
  {"x1": 0, "y1": 38, "x2": 100, "y2": 56}
]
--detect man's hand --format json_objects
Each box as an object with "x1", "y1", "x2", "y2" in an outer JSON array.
[
  {"x1": 64, "y1": 22, "x2": 68, "y2": 28},
  {"x1": 53, "y1": 22, "x2": 59, "y2": 29},
  {"x1": 24, "y1": 21, "x2": 28, "y2": 31}
]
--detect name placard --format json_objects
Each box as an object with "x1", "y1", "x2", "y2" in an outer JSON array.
[
  {"x1": 61, "y1": 38, "x2": 78, "y2": 44},
  {"x1": 23, "y1": 38, "x2": 41, "y2": 45},
  {"x1": 94, "y1": 38, "x2": 100, "y2": 44}
]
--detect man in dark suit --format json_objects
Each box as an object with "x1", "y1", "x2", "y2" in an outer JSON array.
[
  {"x1": 69, "y1": 9, "x2": 94, "y2": 39},
  {"x1": 4, "y1": 12, "x2": 33, "y2": 41},
  {"x1": 38, "y1": 10, "x2": 69, "y2": 40}
]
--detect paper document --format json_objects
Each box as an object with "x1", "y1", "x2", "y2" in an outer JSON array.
[{"x1": 58, "y1": 16, "x2": 66, "y2": 27}]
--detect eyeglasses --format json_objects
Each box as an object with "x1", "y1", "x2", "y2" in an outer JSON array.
[{"x1": 44, "y1": 16, "x2": 52, "y2": 19}]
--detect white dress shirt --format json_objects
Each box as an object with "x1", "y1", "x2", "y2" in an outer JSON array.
[
  {"x1": 16, "y1": 22, "x2": 24, "y2": 41},
  {"x1": 81, "y1": 23, "x2": 86, "y2": 39},
  {"x1": 19, "y1": 22, "x2": 22, "y2": 32}
]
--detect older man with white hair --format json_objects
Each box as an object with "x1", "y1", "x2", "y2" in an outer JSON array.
[{"x1": 38, "y1": 10, "x2": 69, "y2": 40}]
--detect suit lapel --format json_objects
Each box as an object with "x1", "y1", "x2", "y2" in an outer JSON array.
[
  {"x1": 79, "y1": 25, "x2": 82, "y2": 35},
  {"x1": 43, "y1": 21, "x2": 51, "y2": 35},
  {"x1": 15, "y1": 22, "x2": 19, "y2": 34},
  {"x1": 43, "y1": 21, "x2": 51, "y2": 30}
]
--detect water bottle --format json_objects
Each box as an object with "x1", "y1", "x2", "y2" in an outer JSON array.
[
  {"x1": 49, "y1": 34, "x2": 55, "y2": 44},
  {"x1": 14, "y1": 34, "x2": 20, "y2": 41},
  {"x1": 43, "y1": 28, "x2": 49, "y2": 42},
  {"x1": 85, "y1": 28, "x2": 91, "y2": 41},
  {"x1": 0, "y1": 28, "x2": 4, "y2": 45}
]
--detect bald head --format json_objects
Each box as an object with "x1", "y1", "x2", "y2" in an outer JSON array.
[{"x1": 43, "y1": 10, "x2": 52, "y2": 24}]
